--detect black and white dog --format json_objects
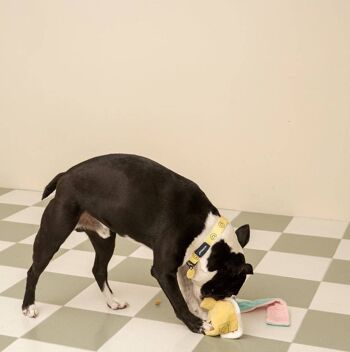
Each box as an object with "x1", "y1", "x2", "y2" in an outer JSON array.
[{"x1": 22, "y1": 154, "x2": 253, "y2": 333}]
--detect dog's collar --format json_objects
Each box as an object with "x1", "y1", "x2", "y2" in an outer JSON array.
[{"x1": 186, "y1": 216, "x2": 229, "y2": 280}]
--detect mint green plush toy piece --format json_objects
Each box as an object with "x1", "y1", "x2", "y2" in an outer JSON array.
[
  {"x1": 237, "y1": 298, "x2": 290, "y2": 327},
  {"x1": 237, "y1": 298, "x2": 276, "y2": 312}
]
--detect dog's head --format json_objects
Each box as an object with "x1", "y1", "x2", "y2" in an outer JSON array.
[{"x1": 200, "y1": 224, "x2": 253, "y2": 300}]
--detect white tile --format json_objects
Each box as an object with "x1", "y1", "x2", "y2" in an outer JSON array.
[
  {"x1": 130, "y1": 245, "x2": 153, "y2": 260},
  {"x1": 310, "y1": 282, "x2": 350, "y2": 315},
  {"x1": 46, "y1": 250, "x2": 125, "y2": 278},
  {"x1": 0, "y1": 240, "x2": 15, "y2": 252},
  {"x1": 288, "y1": 343, "x2": 347, "y2": 352},
  {"x1": 66, "y1": 281, "x2": 160, "y2": 317},
  {"x1": 218, "y1": 209, "x2": 240, "y2": 222},
  {"x1": 35, "y1": 196, "x2": 55, "y2": 207},
  {"x1": 254, "y1": 251, "x2": 331, "y2": 281},
  {"x1": 98, "y1": 317, "x2": 202, "y2": 352},
  {"x1": 284, "y1": 217, "x2": 348, "y2": 239},
  {"x1": 20, "y1": 231, "x2": 87, "y2": 250},
  {"x1": 0, "y1": 296, "x2": 59, "y2": 337},
  {"x1": 242, "y1": 306, "x2": 307, "y2": 342},
  {"x1": 19, "y1": 233, "x2": 37, "y2": 245},
  {"x1": 56, "y1": 231, "x2": 88, "y2": 250},
  {"x1": 3, "y1": 207, "x2": 45, "y2": 225},
  {"x1": 334, "y1": 239, "x2": 350, "y2": 260},
  {"x1": 3, "y1": 339, "x2": 90, "y2": 352},
  {"x1": 245, "y1": 229, "x2": 281, "y2": 251},
  {"x1": 0, "y1": 190, "x2": 42, "y2": 206},
  {"x1": 0, "y1": 266, "x2": 27, "y2": 293}
]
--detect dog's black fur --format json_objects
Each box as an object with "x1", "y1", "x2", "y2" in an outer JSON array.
[{"x1": 23, "y1": 154, "x2": 252, "y2": 333}]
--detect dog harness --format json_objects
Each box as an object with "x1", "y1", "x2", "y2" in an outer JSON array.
[{"x1": 186, "y1": 216, "x2": 229, "y2": 280}]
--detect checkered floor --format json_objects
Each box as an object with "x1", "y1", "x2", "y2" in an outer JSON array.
[{"x1": 0, "y1": 188, "x2": 349, "y2": 352}]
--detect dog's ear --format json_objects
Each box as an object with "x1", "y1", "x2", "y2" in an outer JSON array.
[
  {"x1": 235, "y1": 224, "x2": 250, "y2": 248},
  {"x1": 241, "y1": 263, "x2": 254, "y2": 275}
]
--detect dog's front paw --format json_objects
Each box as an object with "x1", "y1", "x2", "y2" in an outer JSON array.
[
  {"x1": 201, "y1": 320, "x2": 213, "y2": 334},
  {"x1": 182, "y1": 313, "x2": 206, "y2": 334},
  {"x1": 22, "y1": 304, "x2": 38, "y2": 318}
]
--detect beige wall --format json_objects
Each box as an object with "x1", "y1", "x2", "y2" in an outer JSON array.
[{"x1": 1, "y1": 1, "x2": 349, "y2": 220}]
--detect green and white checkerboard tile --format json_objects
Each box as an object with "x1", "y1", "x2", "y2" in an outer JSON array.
[{"x1": 0, "y1": 188, "x2": 349, "y2": 352}]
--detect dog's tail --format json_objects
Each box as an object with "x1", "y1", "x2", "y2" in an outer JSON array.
[{"x1": 42, "y1": 172, "x2": 65, "y2": 200}]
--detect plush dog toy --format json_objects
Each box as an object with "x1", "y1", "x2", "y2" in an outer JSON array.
[
  {"x1": 200, "y1": 297, "x2": 243, "y2": 338},
  {"x1": 200, "y1": 297, "x2": 290, "y2": 338}
]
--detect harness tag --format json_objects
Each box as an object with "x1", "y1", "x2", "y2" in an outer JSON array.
[
  {"x1": 195, "y1": 242, "x2": 210, "y2": 257},
  {"x1": 186, "y1": 267, "x2": 196, "y2": 279}
]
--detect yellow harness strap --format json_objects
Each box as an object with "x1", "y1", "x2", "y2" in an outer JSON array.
[{"x1": 186, "y1": 216, "x2": 229, "y2": 279}]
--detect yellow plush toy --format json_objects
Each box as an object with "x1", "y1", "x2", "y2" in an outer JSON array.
[{"x1": 200, "y1": 297, "x2": 243, "y2": 338}]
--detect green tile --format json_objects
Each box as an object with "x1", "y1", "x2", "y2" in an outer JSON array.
[
  {"x1": 0, "y1": 335, "x2": 16, "y2": 351},
  {"x1": 73, "y1": 239, "x2": 94, "y2": 252},
  {"x1": 238, "y1": 273, "x2": 319, "y2": 308},
  {"x1": 2, "y1": 272, "x2": 93, "y2": 305},
  {"x1": 232, "y1": 212, "x2": 292, "y2": 232},
  {"x1": 75, "y1": 235, "x2": 141, "y2": 256},
  {"x1": 115, "y1": 235, "x2": 142, "y2": 255},
  {"x1": 109, "y1": 257, "x2": 159, "y2": 287},
  {"x1": 0, "y1": 243, "x2": 66, "y2": 269},
  {"x1": 271, "y1": 233, "x2": 340, "y2": 257},
  {"x1": 324, "y1": 259, "x2": 350, "y2": 285},
  {"x1": 136, "y1": 291, "x2": 182, "y2": 325},
  {"x1": 193, "y1": 334, "x2": 290, "y2": 352},
  {"x1": 23, "y1": 307, "x2": 130, "y2": 350},
  {"x1": 294, "y1": 310, "x2": 350, "y2": 351},
  {"x1": 344, "y1": 223, "x2": 350, "y2": 239},
  {"x1": 244, "y1": 248, "x2": 266, "y2": 269},
  {"x1": 0, "y1": 204, "x2": 26, "y2": 220},
  {"x1": 0, "y1": 221, "x2": 38, "y2": 242},
  {"x1": 0, "y1": 188, "x2": 12, "y2": 196}
]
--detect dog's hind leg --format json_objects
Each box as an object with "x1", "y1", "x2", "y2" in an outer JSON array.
[
  {"x1": 22, "y1": 198, "x2": 80, "y2": 317},
  {"x1": 86, "y1": 230, "x2": 128, "y2": 310}
]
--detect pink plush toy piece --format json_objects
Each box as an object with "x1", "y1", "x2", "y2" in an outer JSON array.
[{"x1": 237, "y1": 298, "x2": 290, "y2": 326}]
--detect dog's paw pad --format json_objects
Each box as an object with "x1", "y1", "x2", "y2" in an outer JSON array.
[
  {"x1": 22, "y1": 304, "x2": 38, "y2": 318},
  {"x1": 107, "y1": 299, "x2": 128, "y2": 310}
]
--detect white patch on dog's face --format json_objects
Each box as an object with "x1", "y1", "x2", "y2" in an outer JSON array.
[
  {"x1": 182, "y1": 212, "x2": 243, "y2": 282},
  {"x1": 221, "y1": 224, "x2": 244, "y2": 255},
  {"x1": 179, "y1": 211, "x2": 247, "y2": 309}
]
